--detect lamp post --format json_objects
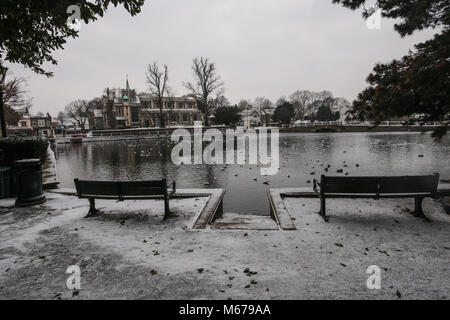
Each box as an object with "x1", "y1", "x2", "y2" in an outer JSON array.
[{"x1": 247, "y1": 104, "x2": 250, "y2": 129}]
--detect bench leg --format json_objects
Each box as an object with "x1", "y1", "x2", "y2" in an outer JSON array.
[
  {"x1": 163, "y1": 195, "x2": 172, "y2": 220},
  {"x1": 85, "y1": 198, "x2": 100, "y2": 218},
  {"x1": 318, "y1": 197, "x2": 329, "y2": 222},
  {"x1": 213, "y1": 197, "x2": 224, "y2": 221},
  {"x1": 412, "y1": 197, "x2": 431, "y2": 222}
]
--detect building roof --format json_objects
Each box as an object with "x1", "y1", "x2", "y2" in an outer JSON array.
[
  {"x1": 138, "y1": 94, "x2": 196, "y2": 102},
  {"x1": 114, "y1": 95, "x2": 140, "y2": 105}
]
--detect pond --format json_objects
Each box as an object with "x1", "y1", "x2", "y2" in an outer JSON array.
[{"x1": 56, "y1": 132, "x2": 450, "y2": 215}]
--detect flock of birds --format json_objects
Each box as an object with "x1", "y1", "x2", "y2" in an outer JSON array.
[
  {"x1": 118, "y1": 140, "x2": 364, "y2": 187},
  {"x1": 196, "y1": 142, "x2": 364, "y2": 187},
  {"x1": 105, "y1": 139, "x2": 426, "y2": 188}
]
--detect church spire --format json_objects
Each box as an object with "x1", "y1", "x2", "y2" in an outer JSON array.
[{"x1": 123, "y1": 75, "x2": 130, "y2": 100}]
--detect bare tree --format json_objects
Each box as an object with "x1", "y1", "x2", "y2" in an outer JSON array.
[
  {"x1": 184, "y1": 57, "x2": 224, "y2": 126},
  {"x1": 56, "y1": 111, "x2": 66, "y2": 125},
  {"x1": 289, "y1": 90, "x2": 334, "y2": 119},
  {"x1": 237, "y1": 99, "x2": 251, "y2": 111},
  {"x1": 0, "y1": 64, "x2": 8, "y2": 137},
  {"x1": 56, "y1": 111, "x2": 67, "y2": 135},
  {"x1": 275, "y1": 96, "x2": 288, "y2": 107},
  {"x1": 309, "y1": 91, "x2": 333, "y2": 116},
  {"x1": 103, "y1": 87, "x2": 116, "y2": 129},
  {"x1": 64, "y1": 100, "x2": 91, "y2": 133},
  {"x1": 209, "y1": 94, "x2": 229, "y2": 111},
  {"x1": 88, "y1": 97, "x2": 103, "y2": 129},
  {"x1": 0, "y1": 66, "x2": 31, "y2": 136},
  {"x1": 290, "y1": 90, "x2": 312, "y2": 120},
  {"x1": 254, "y1": 97, "x2": 273, "y2": 125},
  {"x1": 146, "y1": 61, "x2": 169, "y2": 128},
  {"x1": 165, "y1": 87, "x2": 176, "y2": 127}
]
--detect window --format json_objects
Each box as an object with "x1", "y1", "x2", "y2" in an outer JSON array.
[
  {"x1": 38, "y1": 120, "x2": 45, "y2": 127},
  {"x1": 47, "y1": 121, "x2": 51, "y2": 127},
  {"x1": 131, "y1": 106, "x2": 140, "y2": 123},
  {"x1": 32, "y1": 122, "x2": 37, "y2": 127},
  {"x1": 21, "y1": 121, "x2": 27, "y2": 127},
  {"x1": 178, "y1": 102, "x2": 184, "y2": 109},
  {"x1": 183, "y1": 114, "x2": 189, "y2": 122}
]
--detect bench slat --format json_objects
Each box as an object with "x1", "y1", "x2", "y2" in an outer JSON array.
[
  {"x1": 377, "y1": 176, "x2": 438, "y2": 193},
  {"x1": 323, "y1": 177, "x2": 378, "y2": 194},
  {"x1": 322, "y1": 174, "x2": 439, "y2": 195},
  {"x1": 119, "y1": 181, "x2": 164, "y2": 196},
  {"x1": 75, "y1": 180, "x2": 119, "y2": 196},
  {"x1": 74, "y1": 179, "x2": 167, "y2": 198}
]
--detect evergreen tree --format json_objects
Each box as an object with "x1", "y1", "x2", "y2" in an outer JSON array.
[
  {"x1": 272, "y1": 102, "x2": 295, "y2": 125},
  {"x1": 333, "y1": 0, "x2": 450, "y2": 138}
]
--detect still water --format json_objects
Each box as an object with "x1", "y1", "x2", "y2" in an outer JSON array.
[{"x1": 56, "y1": 132, "x2": 450, "y2": 214}]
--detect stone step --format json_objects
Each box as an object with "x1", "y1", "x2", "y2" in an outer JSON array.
[{"x1": 210, "y1": 212, "x2": 279, "y2": 230}]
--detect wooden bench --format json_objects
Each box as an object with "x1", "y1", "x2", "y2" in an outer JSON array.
[
  {"x1": 313, "y1": 174, "x2": 439, "y2": 222},
  {"x1": 74, "y1": 179, "x2": 176, "y2": 219}
]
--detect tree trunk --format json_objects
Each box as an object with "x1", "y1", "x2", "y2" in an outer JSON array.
[
  {"x1": 0, "y1": 87, "x2": 6, "y2": 138},
  {"x1": 159, "y1": 109, "x2": 165, "y2": 128},
  {"x1": 203, "y1": 101, "x2": 209, "y2": 127},
  {"x1": 0, "y1": 66, "x2": 7, "y2": 138},
  {"x1": 158, "y1": 99, "x2": 165, "y2": 128}
]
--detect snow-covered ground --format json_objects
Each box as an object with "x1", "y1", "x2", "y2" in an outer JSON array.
[{"x1": 0, "y1": 192, "x2": 449, "y2": 299}]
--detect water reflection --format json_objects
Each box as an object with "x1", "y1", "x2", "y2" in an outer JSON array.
[{"x1": 56, "y1": 132, "x2": 450, "y2": 214}]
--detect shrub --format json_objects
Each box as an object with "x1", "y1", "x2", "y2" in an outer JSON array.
[
  {"x1": 0, "y1": 136, "x2": 49, "y2": 168},
  {"x1": 214, "y1": 106, "x2": 241, "y2": 126}
]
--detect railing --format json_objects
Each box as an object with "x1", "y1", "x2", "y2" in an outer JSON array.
[
  {"x1": 292, "y1": 120, "x2": 441, "y2": 127},
  {"x1": 91, "y1": 125, "x2": 230, "y2": 137}
]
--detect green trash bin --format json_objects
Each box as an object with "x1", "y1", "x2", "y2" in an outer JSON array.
[
  {"x1": 0, "y1": 167, "x2": 11, "y2": 199},
  {"x1": 14, "y1": 159, "x2": 46, "y2": 206}
]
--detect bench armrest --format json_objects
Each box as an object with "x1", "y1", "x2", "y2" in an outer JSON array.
[
  {"x1": 74, "y1": 178, "x2": 82, "y2": 198},
  {"x1": 313, "y1": 179, "x2": 320, "y2": 195},
  {"x1": 167, "y1": 181, "x2": 176, "y2": 197}
]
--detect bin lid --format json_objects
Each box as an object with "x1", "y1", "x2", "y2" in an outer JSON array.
[{"x1": 14, "y1": 159, "x2": 41, "y2": 167}]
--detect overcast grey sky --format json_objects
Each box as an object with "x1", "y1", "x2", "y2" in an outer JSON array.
[{"x1": 8, "y1": 0, "x2": 436, "y2": 115}]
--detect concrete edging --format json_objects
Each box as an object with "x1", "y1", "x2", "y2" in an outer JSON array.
[
  {"x1": 268, "y1": 185, "x2": 450, "y2": 229},
  {"x1": 190, "y1": 189, "x2": 225, "y2": 229},
  {"x1": 267, "y1": 188, "x2": 299, "y2": 230}
]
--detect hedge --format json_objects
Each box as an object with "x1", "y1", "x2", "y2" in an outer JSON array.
[{"x1": 0, "y1": 136, "x2": 49, "y2": 168}]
